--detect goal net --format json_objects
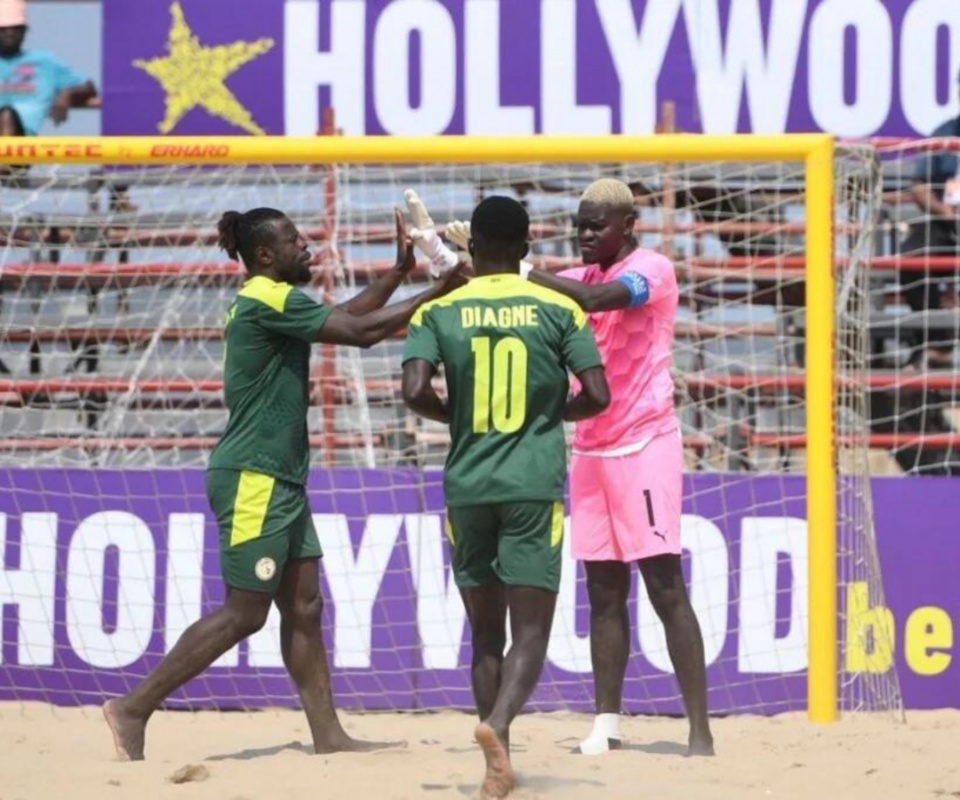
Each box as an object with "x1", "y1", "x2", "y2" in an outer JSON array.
[{"x1": 0, "y1": 138, "x2": 902, "y2": 718}]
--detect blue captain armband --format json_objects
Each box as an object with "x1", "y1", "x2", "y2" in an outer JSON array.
[{"x1": 615, "y1": 271, "x2": 650, "y2": 308}]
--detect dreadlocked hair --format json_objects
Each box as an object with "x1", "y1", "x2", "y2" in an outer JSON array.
[{"x1": 216, "y1": 207, "x2": 287, "y2": 269}]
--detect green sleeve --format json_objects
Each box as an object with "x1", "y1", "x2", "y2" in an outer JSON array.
[
  {"x1": 402, "y1": 310, "x2": 441, "y2": 367},
  {"x1": 561, "y1": 311, "x2": 603, "y2": 376},
  {"x1": 259, "y1": 288, "x2": 333, "y2": 342}
]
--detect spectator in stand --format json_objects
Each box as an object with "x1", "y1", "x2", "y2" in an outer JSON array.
[
  {"x1": 0, "y1": 0, "x2": 133, "y2": 209},
  {"x1": 879, "y1": 71, "x2": 960, "y2": 475},
  {"x1": 899, "y1": 69, "x2": 960, "y2": 370},
  {"x1": 0, "y1": 0, "x2": 97, "y2": 153}
]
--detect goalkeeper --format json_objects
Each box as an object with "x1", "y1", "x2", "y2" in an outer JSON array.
[
  {"x1": 402, "y1": 195, "x2": 610, "y2": 798},
  {"x1": 104, "y1": 207, "x2": 463, "y2": 761},
  {"x1": 407, "y1": 183, "x2": 714, "y2": 758}
]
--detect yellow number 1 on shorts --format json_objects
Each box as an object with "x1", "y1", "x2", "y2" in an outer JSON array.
[{"x1": 471, "y1": 336, "x2": 528, "y2": 434}]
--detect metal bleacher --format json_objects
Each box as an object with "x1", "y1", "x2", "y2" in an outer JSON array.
[{"x1": 1, "y1": 146, "x2": 959, "y2": 475}]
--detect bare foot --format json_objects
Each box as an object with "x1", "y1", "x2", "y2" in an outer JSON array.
[
  {"x1": 475, "y1": 722, "x2": 515, "y2": 799},
  {"x1": 103, "y1": 698, "x2": 147, "y2": 761},
  {"x1": 688, "y1": 733, "x2": 715, "y2": 757},
  {"x1": 313, "y1": 735, "x2": 404, "y2": 754}
]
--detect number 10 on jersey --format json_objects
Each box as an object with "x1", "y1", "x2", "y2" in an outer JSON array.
[{"x1": 471, "y1": 336, "x2": 528, "y2": 434}]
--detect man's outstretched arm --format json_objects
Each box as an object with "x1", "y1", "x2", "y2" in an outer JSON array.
[
  {"x1": 402, "y1": 359, "x2": 448, "y2": 423},
  {"x1": 318, "y1": 265, "x2": 462, "y2": 348},
  {"x1": 51, "y1": 81, "x2": 98, "y2": 124},
  {"x1": 528, "y1": 270, "x2": 634, "y2": 313},
  {"x1": 563, "y1": 366, "x2": 610, "y2": 421},
  {"x1": 336, "y1": 209, "x2": 419, "y2": 316},
  {"x1": 911, "y1": 181, "x2": 954, "y2": 220}
]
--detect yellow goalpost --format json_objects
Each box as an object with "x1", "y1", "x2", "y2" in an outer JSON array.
[{"x1": 2, "y1": 134, "x2": 841, "y2": 721}]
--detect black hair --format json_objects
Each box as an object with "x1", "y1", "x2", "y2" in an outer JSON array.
[
  {"x1": 216, "y1": 207, "x2": 287, "y2": 270},
  {"x1": 471, "y1": 196, "x2": 529, "y2": 250}
]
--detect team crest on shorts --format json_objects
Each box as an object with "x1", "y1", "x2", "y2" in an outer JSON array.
[{"x1": 254, "y1": 557, "x2": 276, "y2": 581}]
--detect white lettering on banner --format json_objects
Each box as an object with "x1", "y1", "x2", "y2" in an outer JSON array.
[
  {"x1": 317, "y1": 513, "x2": 403, "y2": 669},
  {"x1": 0, "y1": 512, "x2": 56, "y2": 666},
  {"x1": 405, "y1": 514, "x2": 467, "y2": 669},
  {"x1": 464, "y1": 0, "x2": 534, "y2": 135},
  {"x1": 737, "y1": 517, "x2": 808, "y2": 673},
  {"x1": 165, "y1": 514, "x2": 202, "y2": 649},
  {"x1": 165, "y1": 513, "x2": 240, "y2": 667},
  {"x1": 248, "y1": 605, "x2": 284, "y2": 668},
  {"x1": 373, "y1": 0, "x2": 457, "y2": 134},
  {"x1": 284, "y1": 0, "x2": 366, "y2": 135},
  {"x1": 279, "y1": 0, "x2": 959, "y2": 138},
  {"x1": 901, "y1": 0, "x2": 960, "y2": 135},
  {"x1": 1, "y1": 510, "x2": 822, "y2": 676},
  {"x1": 540, "y1": 0, "x2": 611, "y2": 134},
  {"x1": 66, "y1": 512, "x2": 155, "y2": 668},
  {"x1": 163, "y1": 510, "x2": 284, "y2": 670},
  {"x1": 809, "y1": 0, "x2": 893, "y2": 136},
  {"x1": 637, "y1": 515, "x2": 729, "y2": 673},
  {"x1": 684, "y1": 0, "x2": 807, "y2": 134},
  {"x1": 546, "y1": 518, "x2": 592, "y2": 672},
  {"x1": 597, "y1": 0, "x2": 683, "y2": 135}
]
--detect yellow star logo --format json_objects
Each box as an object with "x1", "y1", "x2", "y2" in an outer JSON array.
[{"x1": 133, "y1": 1, "x2": 274, "y2": 135}]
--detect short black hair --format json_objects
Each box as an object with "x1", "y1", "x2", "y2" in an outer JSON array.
[
  {"x1": 216, "y1": 207, "x2": 287, "y2": 269},
  {"x1": 471, "y1": 196, "x2": 529, "y2": 248}
]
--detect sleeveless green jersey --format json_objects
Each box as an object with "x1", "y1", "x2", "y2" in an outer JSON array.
[
  {"x1": 209, "y1": 275, "x2": 332, "y2": 485},
  {"x1": 402, "y1": 273, "x2": 602, "y2": 506}
]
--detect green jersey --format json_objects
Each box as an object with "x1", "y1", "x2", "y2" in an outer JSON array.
[
  {"x1": 209, "y1": 275, "x2": 332, "y2": 485},
  {"x1": 402, "y1": 273, "x2": 603, "y2": 506}
]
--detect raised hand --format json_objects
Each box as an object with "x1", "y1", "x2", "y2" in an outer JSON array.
[
  {"x1": 405, "y1": 188, "x2": 435, "y2": 232},
  {"x1": 444, "y1": 219, "x2": 471, "y2": 253},
  {"x1": 394, "y1": 207, "x2": 416, "y2": 274},
  {"x1": 404, "y1": 189, "x2": 459, "y2": 277}
]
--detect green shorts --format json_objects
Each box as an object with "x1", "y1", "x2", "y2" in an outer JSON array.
[
  {"x1": 446, "y1": 501, "x2": 565, "y2": 593},
  {"x1": 206, "y1": 468, "x2": 322, "y2": 594}
]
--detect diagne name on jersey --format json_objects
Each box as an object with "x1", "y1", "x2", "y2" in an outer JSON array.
[{"x1": 461, "y1": 305, "x2": 539, "y2": 330}]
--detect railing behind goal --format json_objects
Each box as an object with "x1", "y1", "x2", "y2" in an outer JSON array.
[{"x1": 0, "y1": 136, "x2": 901, "y2": 721}]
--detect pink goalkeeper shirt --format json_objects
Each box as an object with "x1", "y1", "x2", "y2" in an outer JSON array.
[{"x1": 561, "y1": 247, "x2": 679, "y2": 454}]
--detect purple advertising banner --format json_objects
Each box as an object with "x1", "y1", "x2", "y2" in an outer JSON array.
[
  {"x1": 0, "y1": 469, "x2": 957, "y2": 713},
  {"x1": 103, "y1": 0, "x2": 960, "y2": 139}
]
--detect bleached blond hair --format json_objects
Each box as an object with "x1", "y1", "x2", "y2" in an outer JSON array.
[{"x1": 580, "y1": 178, "x2": 634, "y2": 208}]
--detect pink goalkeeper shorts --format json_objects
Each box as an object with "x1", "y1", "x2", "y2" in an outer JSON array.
[{"x1": 570, "y1": 431, "x2": 683, "y2": 563}]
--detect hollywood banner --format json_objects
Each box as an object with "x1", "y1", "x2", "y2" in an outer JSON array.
[
  {"x1": 103, "y1": 0, "x2": 960, "y2": 139},
  {"x1": 1, "y1": 470, "x2": 958, "y2": 711}
]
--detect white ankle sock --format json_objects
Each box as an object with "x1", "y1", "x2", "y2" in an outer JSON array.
[{"x1": 577, "y1": 713, "x2": 621, "y2": 755}]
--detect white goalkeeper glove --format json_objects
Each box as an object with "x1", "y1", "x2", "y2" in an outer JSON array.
[
  {"x1": 443, "y1": 219, "x2": 534, "y2": 278},
  {"x1": 442, "y1": 219, "x2": 472, "y2": 267},
  {"x1": 444, "y1": 219, "x2": 470, "y2": 253},
  {"x1": 404, "y1": 190, "x2": 459, "y2": 278}
]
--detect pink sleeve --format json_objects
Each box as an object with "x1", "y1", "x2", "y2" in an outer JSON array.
[{"x1": 558, "y1": 266, "x2": 588, "y2": 282}]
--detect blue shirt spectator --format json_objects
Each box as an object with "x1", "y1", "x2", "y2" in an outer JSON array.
[
  {"x1": 0, "y1": 0, "x2": 97, "y2": 138},
  {"x1": 0, "y1": 48, "x2": 89, "y2": 134}
]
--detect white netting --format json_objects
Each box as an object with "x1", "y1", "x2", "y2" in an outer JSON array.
[
  {"x1": 0, "y1": 149, "x2": 900, "y2": 716},
  {"x1": 869, "y1": 139, "x2": 960, "y2": 475}
]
